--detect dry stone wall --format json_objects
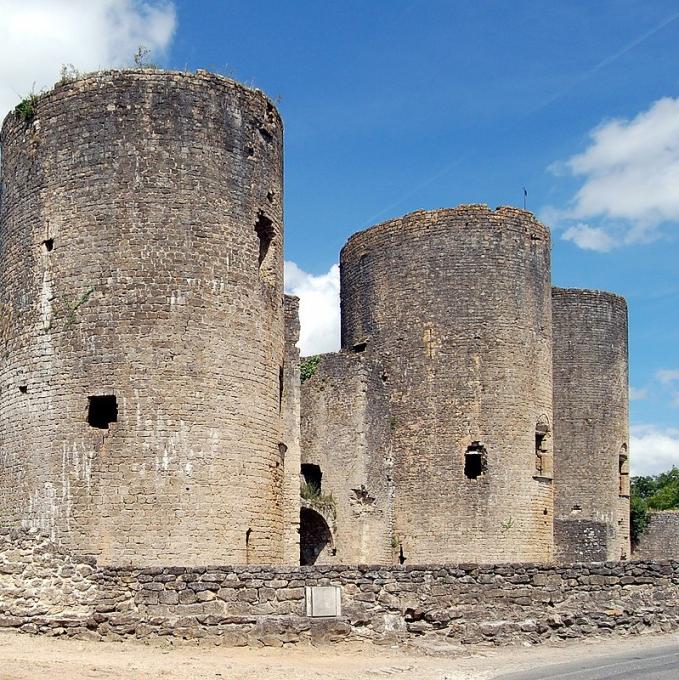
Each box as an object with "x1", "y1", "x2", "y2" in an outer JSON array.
[
  {"x1": 1, "y1": 529, "x2": 678, "y2": 647},
  {"x1": 0, "y1": 528, "x2": 99, "y2": 633},
  {"x1": 552, "y1": 288, "x2": 630, "y2": 563},
  {"x1": 634, "y1": 512, "x2": 679, "y2": 561},
  {"x1": 338, "y1": 206, "x2": 554, "y2": 564},
  {"x1": 0, "y1": 70, "x2": 287, "y2": 565}
]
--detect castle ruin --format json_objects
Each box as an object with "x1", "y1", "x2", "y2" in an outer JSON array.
[{"x1": 0, "y1": 70, "x2": 630, "y2": 568}]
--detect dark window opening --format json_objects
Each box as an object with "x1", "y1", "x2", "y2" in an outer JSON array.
[
  {"x1": 19, "y1": 385, "x2": 27, "y2": 394},
  {"x1": 254, "y1": 211, "x2": 274, "y2": 267},
  {"x1": 245, "y1": 528, "x2": 252, "y2": 564},
  {"x1": 535, "y1": 432, "x2": 546, "y2": 455},
  {"x1": 87, "y1": 394, "x2": 117, "y2": 430},
  {"x1": 300, "y1": 507, "x2": 332, "y2": 565},
  {"x1": 619, "y1": 444, "x2": 630, "y2": 497},
  {"x1": 42, "y1": 238, "x2": 54, "y2": 253},
  {"x1": 398, "y1": 545, "x2": 406, "y2": 565},
  {"x1": 258, "y1": 125, "x2": 273, "y2": 145},
  {"x1": 301, "y1": 463, "x2": 322, "y2": 492},
  {"x1": 352, "y1": 341, "x2": 367, "y2": 353},
  {"x1": 534, "y1": 420, "x2": 552, "y2": 478},
  {"x1": 464, "y1": 443, "x2": 487, "y2": 480},
  {"x1": 278, "y1": 442, "x2": 288, "y2": 458},
  {"x1": 279, "y1": 365, "x2": 284, "y2": 412}
]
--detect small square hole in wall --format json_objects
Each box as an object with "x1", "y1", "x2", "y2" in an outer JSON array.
[
  {"x1": 42, "y1": 238, "x2": 54, "y2": 253},
  {"x1": 87, "y1": 395, "x2": 117, "y2": 429}
]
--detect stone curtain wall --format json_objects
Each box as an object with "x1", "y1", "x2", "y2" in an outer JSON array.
[
  {"x1": 300, "y1": 351, "x2": 392, "y2": 565},
  {"x1": 0, "y1": 71, "x2": 286, "y2": 565},
  {"x1": 338, "y1": 206, "x2": 554, "y2": 564},
  {"x1": 635, "y1": 512, "x2": 679, "y2": 561},
  {"x1": 2, "y1": 529, "x2": 678, "y2": 646}
]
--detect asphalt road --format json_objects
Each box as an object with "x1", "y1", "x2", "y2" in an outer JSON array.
[{"x1": 497, "y1": 643, "x2": 679, "y2": 680}]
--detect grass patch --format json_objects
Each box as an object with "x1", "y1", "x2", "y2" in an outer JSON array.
[
  {"x1": 14, "y1": 92, "x2": 40, "y2": 122},
  {"x1": 300, "y1": 355, "x2": 321, "y2": 383},
  {"x1": 301, "y1": 481, "x2": 336, "y2": 519}
]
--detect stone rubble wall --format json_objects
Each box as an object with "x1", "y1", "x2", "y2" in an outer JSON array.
[
  {"x1": 0, "y1": 529, "x2": 99, "y2": 633},
  {"x1": 1, "y1": 529, "x2": 678, "y2": 646}
]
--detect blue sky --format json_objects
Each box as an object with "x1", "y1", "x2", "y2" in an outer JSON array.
[{"x1": 1, "y1": 1, "x2": 677, "y2": 474}]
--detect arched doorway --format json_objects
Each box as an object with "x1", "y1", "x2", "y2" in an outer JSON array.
[{"x1": 300, "y1": 506, "x2": 333, "y2": 565}]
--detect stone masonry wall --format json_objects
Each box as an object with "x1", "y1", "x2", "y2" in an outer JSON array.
[
  {"x1": 339, "y1": 206, "x2": 554, "y2": 564},
  {"x1": 281, "y1": 296, "x2": 302, "y2": 564},
  {"x1": 1, "y1": 529, "x2": 678, "y2": 647},
  {"x1": 0, "y1": 70, "x2": 287, "y2": 565},
  {"x1": 552, "y1": 288, "x2": 630, "y2": 563},
  {"x1": 634, "y1": 512, "x2": 679, "y2": 561},
  {"x1": 300, "y1": 351, "x2": 392, "y2": 565}
]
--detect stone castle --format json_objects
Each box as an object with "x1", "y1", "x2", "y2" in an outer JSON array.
[{"x1": 0, "y1": 70, "x2": 630, "y2": 569}]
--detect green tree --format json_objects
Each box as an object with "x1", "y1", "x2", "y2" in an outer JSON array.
[{"x1": 630, "y1": 466, "x2": 679, "y2": 544}]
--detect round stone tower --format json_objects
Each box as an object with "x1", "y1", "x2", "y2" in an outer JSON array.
[
  {"x1": 552, "y1": 288, "x2": 630, "y2": 562},
  {"x1": 0, "y1": 70, "x2": 287, "y2": 565},
  {"x1": 340, "y1": 206, "x2": 554, "y2": 564}
]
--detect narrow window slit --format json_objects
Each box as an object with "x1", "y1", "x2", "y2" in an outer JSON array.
[
  {"x1": 279, "y1": 365, "x2": 284, "y2": 412},
  {"x1": 254, "y1": 211, "x2": 274, "y2": 268},
  {"x1": 534, "y1": 419, "x2": 552, "y2": 478},
  {"x1": 619, "y1": 444, "x2": 630, "y2": 497},
  {"x1": 245, "y1": 528, "x2": 252, "y2": 564}
]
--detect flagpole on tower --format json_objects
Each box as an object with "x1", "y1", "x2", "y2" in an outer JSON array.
[{"x1": 522, "y1": 187, "x2": 527, "y2": 210}]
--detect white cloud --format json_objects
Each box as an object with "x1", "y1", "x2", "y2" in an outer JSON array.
[
  {"x1": 562, "y1": 224, "x2": 616, "y2": 252},
  {"x1": 629, "y1": 386, "x2": 648, "y2": 401},
  {"x1": 657, "y1": 368, "x2": 679, "y2": 384},
  {"x1": 0, "y1": 0, "x2": 176, "y2": 118},
  {"x1": 284, "y1": 261, "x2": 340, "y2": 356},
  {"x1": 630, "y1": 425, "x2": 679, "y2": 476},
  {"x1": 548, "y1": 97, "x2": 679, "y2": 250}
]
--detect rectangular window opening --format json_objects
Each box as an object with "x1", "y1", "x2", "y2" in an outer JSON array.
[
  {"x1": 301, "y1": 463, "x2": 322, "y2": 493},
  {"x1": 88, "y1": 394, "x2": 118, "y2": 430},
  {"x1": 464, "y1": 443, "x2": 487, "y2": 480}
]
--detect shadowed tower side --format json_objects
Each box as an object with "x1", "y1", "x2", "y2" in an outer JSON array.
[{"x1": 552, "y1": 288, "x2": 630, "y2": 562}]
